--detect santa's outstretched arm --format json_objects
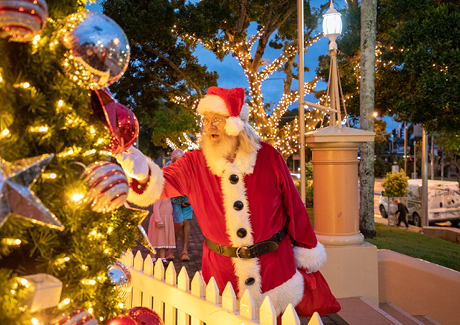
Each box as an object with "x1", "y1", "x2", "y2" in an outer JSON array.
[{"x1": 116, "y1": 146, "x2": 180, "y2": 207}]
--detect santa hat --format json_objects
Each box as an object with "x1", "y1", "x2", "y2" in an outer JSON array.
[{"x1": 197, "y1": 87, "x2": 249, "y2": 136}]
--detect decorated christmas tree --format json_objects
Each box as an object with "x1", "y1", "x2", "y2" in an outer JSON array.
[{"x1": 0, "y1": 1, "x2": 150, "y2": 324}]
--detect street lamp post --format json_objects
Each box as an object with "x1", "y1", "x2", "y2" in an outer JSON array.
[
  {"x1": 303, "y1": 0, "x2": 346, "y2": 127},
  {"x1": 297, "y1": 0, "x2": 306, "y2": 205},
  {"x1": 322, "y1": 0, "x2": 343, "y2": 128},
  {"x1": 303, "y1": 0, "x2": 378, "y2": 304}
]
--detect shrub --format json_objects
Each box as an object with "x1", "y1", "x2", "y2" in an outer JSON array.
[{"x1": 382, "y1": 169, "x2": 409, "y2": 197}]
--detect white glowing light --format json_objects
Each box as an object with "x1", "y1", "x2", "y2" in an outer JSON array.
[{"x1": 72, "y1": 193, "x2": 84, "y2": 202}]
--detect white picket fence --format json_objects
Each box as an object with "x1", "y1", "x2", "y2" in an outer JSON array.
[{"x1": 120, "y1": 249, "x2": 324, "y2": 325}]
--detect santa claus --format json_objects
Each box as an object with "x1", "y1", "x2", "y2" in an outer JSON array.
[{"x1": 117, "y1": 87, "x2": 340, "y2": 318}]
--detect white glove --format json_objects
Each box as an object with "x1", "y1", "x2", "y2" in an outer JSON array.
[{"x1": 116, "y1": 146, "x2": 149, "y2": 180}]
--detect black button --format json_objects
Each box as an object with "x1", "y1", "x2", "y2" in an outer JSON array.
[
  {"x1": 229, "y1": 174, "x2": 239, "y2": 184},
  {"x1": 237, "y1": 228, "x2": 247, "y2": 238},
  {"x1": 233, "y1": 201, "x2": 244, "y2": 211},
  {"x1": 245, "y1": 278, "x2": 255, "y2": 285}
]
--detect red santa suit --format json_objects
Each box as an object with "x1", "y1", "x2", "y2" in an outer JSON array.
[{"x1": 127, "y1": 141, "x2": 340, "y2": 317}]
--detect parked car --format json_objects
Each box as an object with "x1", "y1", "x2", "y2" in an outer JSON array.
[{"x1": 379, "y1": 180, "x2": 460, "y2": 227}]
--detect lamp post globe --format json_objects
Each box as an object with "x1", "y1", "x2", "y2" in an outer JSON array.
[{"x1": 323, "y1": 2, "x2": 342, "y2": 50}]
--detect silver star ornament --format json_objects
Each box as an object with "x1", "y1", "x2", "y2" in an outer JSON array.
[{"x1": 0, "y1": 154, "x2": 64, "y2": 230}]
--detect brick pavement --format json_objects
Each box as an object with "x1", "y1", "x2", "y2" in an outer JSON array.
[{"x1": 133, "y1": 212, "x2": 204, "y2": 279}]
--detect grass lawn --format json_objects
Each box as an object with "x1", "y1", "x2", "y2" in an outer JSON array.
[
  {"x1": 366, "y1": 223, "x2": 460, "y2": 272},
  {"x1": 306, "y1": 208, "x2": 460, "y2": 272}
]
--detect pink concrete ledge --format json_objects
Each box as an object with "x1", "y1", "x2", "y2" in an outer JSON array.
[{"x1": 378, "y1": 249, "x2": 460, "y2": 325}]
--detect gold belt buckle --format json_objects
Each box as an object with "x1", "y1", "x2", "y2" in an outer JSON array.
[{"x1": 236, "y1": 245, "x2": 249, "y2": 259}]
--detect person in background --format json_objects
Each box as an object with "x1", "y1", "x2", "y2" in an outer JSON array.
[
  {"x1": 117, "y1": 87, "x2": 340, "y2": 318},
  {"x1": 167, "y1": 149, "x2": 193, "y2": 262},
  {"x1": 395, "y1": 198, "x2": 410, "y2": 230},
  {"x1": 148, "y1": 196, "x2": 176, "y2": 265}
]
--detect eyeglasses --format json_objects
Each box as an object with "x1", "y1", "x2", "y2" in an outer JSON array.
[{"x1": 201, "y1": 117, "x2": 224, "y2": 126}]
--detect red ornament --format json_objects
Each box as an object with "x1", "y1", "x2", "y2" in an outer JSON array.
[
  {"x1": 106, "y1": 315, "x2": 136, "y2": 325},
  {"x1": 129, "y1": 307, "x2": 164, "y2": 325},
  {"x1": 91, "y1": 88, "x2": 139, "y2": 155},
  {"x1": 83, "y1": 161, "x2": 129, "y2": 213},
  {"x1": 0, "y1": 0, "x2": 48, "y2": 42}
]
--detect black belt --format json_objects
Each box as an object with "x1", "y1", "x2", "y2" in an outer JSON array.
[{"x1": 205, "y1": 227, "x2": 287, "y2": 259}]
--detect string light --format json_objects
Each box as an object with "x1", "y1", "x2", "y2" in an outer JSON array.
[
  {"x1": 58, "y1": 298, "x2": 71, "y2": 309},
  {"x1": 1, "y1": 238, "x2": 21, "y2": 245},
  {"x1": 164, "y1": 30, "x2": 326, "y2": 155},
  {"x1": 42, "y1": 173, "x2": 57, "y2": 179},
  {"x1": 29, "y1": 126, "x2": 49, "y2": 133},
  {"x1": 81, "y1": 279, "x2": 96, "y2": 285},
  {"x1": 71, "y1": 193, "x2": 84, "y2": 202}
]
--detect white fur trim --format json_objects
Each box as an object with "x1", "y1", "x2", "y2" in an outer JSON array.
[
  {"x1": 203, "y1": 156, "x2": 227, "y2": 177},
  {"x1": 263, "y1": 270, "x2": 304, "y2": 315},
  {"x1": 292, "y1": 243, "x2": 326, "y2": 273},
  {"x1": 203, "y1": 139, "x2": 259, "y2": 177},
  {"x1": 240, "y1": 103, "x2": 249, "y2": 121},
  {"x1": 220, "y1": 163, "x2": 260, "y2": 303},
  {"x1": 197, "y1": 95, "x2": 228, "y2": 116},
  {"x1": 225, "y1": 116, "x2": 244, "y2": 136},
  {"x1": 219, "y1": 145, "x2": 292, "y2": 314},
  {"x1": 127, "y1": 157, "x2": 165, "y2": 207}
]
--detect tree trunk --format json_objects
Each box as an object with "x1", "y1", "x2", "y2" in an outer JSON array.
[{"x1": 359, "y1": 0, "x2": 378, "y2": 238}]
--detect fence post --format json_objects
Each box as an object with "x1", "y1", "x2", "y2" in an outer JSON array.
[
  {"x1": 132, "y1": 251, "x2": 143, "y2": 307},
  {"x1": 142, "y1": 256, "x2": 154, "y2": 309},
  {"x1": 307, "y1": 312, "x2": 324, "y2": 325},
  {"x1": 190, "y1": 272, "x2": 205, "y2": 325},
  {"x1": 178, "y1": 267, "x2": 191, "y2": 325},
  {"x1": 153, "y1": 260, "x2": 165, "y2": 318},
  {"x1": 240, "y1": 289, "x2": 256, "y2": 320},
  {"x1": 205, "y1": 277, "x2": 219, "y2": 304},
  {"x1": 164, "y1": 264, "x2": 177, "y2": 325},
  {"x1": 222, "y1": 282, "x2": 237, "y2": 313},
  {"x1": 259, "y1": 296, "x2": 276, "y2": 325},
  {"x1": 281, "y1": 303, "x2": 300, "y2": 325}
]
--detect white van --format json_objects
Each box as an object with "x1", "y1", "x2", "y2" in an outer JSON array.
[{"x1": 379, "y1": 180, "x2": 460, "y2": 227}]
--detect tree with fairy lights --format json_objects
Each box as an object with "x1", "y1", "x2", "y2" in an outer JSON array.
[
  {"x1": 104, "y1": 0, "x2": 330, "y2": 159},
  {"x1": 101, "y1": 0, "x2": 219, "y2": 156},
  {"x1": 318, "y1": 0, "x2": 460, "y2": 132},
  {"x1": 0, "y1": 1, "x2": 152, "y2": 324}
]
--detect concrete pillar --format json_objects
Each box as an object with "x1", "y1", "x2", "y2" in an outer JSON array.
[
  {"x1": 306, "y1": 125, "x2": 375, "y2": 246},
  {"x1": 306, "y1": 125, "x2": 380, "y2": 305}
]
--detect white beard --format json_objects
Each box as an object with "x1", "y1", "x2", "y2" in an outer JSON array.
[{"x1": 200, "y1": 132, "x2": 238, "y2": 176}]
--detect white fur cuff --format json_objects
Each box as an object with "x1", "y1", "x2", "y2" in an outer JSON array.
[
  {"x1": 127, "y1": 157, "x2": 165, "y2": 207},
  {"x1": 263, "y1": 270, "x2": 304, "y2": 316},
  {"x1": 292, "y1": 243, "x2": 326, "y2": 273},
  {"x1": 225, "y1": 116, "x2": 244, "y2": 136}
]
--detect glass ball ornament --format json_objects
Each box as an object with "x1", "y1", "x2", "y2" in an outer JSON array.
[
  {"x1": 108, "y1": 261, "x2": 132, "y2": 301},
  {"x1": 0, "y1": 0, "x2": 48, "y2": 42},
  {"x1": 82, "y1": 161, "x2": 129, "y2": 213},
  {"x1": 106, "y1": 315, "x2": 136, "y2": 325},
  {"x1": 129, "y1": 307, "x2": 164, "y2": 325},
  {"x1": 56, "y1": 11, "x2": 130, "y2": 89}
]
